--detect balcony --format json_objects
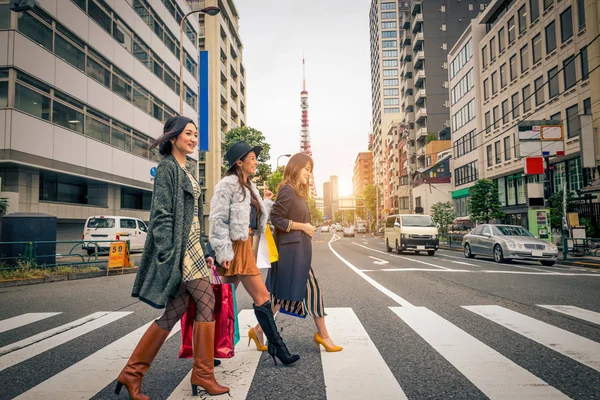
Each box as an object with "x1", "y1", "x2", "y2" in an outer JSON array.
[
  {"x1": 403, "y1": 16, "x2": 411, "y2": 30},
  {"x1": 417, "y1": 146, "x2": 426, "y2": 158},
  {"x1": 415, "y1": 88, "x2": 426, "y2": 105},
  {"x1": 416, "y1": 126, "x2": 428, "y2": 140},
  {"x1": 220, "y1": 107, "x2": 227, "y2": 122},
  {"x1": 220, "y1": 37, "x2": 227, "y2": 52},
  {"x1": 220, "y1": 85, "x2": 227, "y2": 103},
  {"x1": 412, "y1": 32, "x2": 424, "y2": 52},
  {"x1": 230, "y1": 64, "x2": 238, "y2": 78},
  {"x1": 411, "y1": 13, "x2": 423, "y2": 34},
  {"x1": 230, "y1": 101, "x2": 238, "y2": 117},
  {"x1": 402, "y1": 94, "x2": 414, "y2": 109},
  {"x1": 415, "y1": 69, "x2": 426, "y2": 86},
  {"x1": 230, "y1": 80, "x2": 238, "y2": 97},
  {"x1": 402, "y1": 30, "x2": 411, "y2": 46},
  {"x1": 416, "y1": 106, "x2": 427, "y2": 123},
  {"x1": 413, "y1": 50, "x2": 425, "y2": 69},
  {"x1": 220, "y1": 62, "x2": 227, "y2": 79},
  {"x1": 412, "y1": 0, "x2": 422, "y2": 15},
  {"x1": 230, "y1": 119, "x2": 238, "y2": 129}
]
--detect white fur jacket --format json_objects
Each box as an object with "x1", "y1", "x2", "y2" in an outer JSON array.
[{"x1": 209, "y1": 175, "x2": 274, "y2": 264}]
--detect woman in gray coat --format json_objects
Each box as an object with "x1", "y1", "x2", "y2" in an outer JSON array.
[{"x1": 116, "y1": 116, "x2": 228, "y2": 399}]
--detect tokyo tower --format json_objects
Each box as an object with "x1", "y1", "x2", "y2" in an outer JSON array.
[{"x1": 300, "y1": 58, "x2": 318, "y2": 197}]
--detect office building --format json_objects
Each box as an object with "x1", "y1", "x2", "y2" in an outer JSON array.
[{"x1": 353, "y1": 151, "x2": 373, "y2": 196}]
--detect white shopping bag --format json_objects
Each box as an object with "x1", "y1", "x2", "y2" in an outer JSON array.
[{"x1": 256, "y1": 232, "x2": 271, "y2": 269}]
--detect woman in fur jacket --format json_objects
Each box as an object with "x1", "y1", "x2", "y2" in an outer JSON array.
[{"x1": 209, "y1": 141, "x2": 299, "y2": 366}]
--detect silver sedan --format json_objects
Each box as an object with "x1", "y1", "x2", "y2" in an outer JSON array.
[{"x1": 462, "y1": 224, "x2": 558, "y2": 266}]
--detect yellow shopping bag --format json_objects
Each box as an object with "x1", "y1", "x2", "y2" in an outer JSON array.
[{"x1": 265, "y1": 225, "x2": 279, "y2": 263}]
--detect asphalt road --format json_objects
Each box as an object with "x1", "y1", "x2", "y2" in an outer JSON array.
[{"x1": 1, "y1": 231, "x2": 599, "y2": 399}]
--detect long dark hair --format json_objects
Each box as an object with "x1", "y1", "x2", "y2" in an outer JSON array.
[
  {"x1": 149, "y1": 116, "x2": 196, "y2": 156},
  {"x1": 226, "y1": 152, "x2": 259, "y2": 206},
  {"x1": 279, "y1": 153, "x2": 313, "y2": 199}
]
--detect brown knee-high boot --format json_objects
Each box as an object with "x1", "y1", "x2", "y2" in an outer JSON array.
[
  {"x1": 191, "y1": 321, "x2": 229, "y2": 396},
  {"x1": 115, "y1": 321, "x2": 170, "y2": 400}
]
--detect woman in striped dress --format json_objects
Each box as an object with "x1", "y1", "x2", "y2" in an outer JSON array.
[{"x1": 252, "y1": 153, "x2": 343, "y2": 353}]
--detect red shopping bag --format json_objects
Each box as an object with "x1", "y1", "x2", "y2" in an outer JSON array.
[{"x1": 178, "y1": 298, "x2": 195, "y2": 358}]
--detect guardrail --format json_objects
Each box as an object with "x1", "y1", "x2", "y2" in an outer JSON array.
[
  {"x1": 438, "y1": 234, "x2": 465, "y2": 249},
  {"x1": 0, "y1": 240, "x2": 129, "y2": 271},
  {"x1": 561, "y1": 237, "x2": 600, "y2": 260}
]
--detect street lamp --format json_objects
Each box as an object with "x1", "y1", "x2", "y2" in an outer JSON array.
[
  {"x1": 277, "y1": 154, "x2": 292, "y2": 169},
  {"x1": 179, "y1": 6, "x2": 220, "y2": 115}
]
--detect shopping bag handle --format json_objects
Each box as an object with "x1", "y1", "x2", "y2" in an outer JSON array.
[{"x1": 211, "y1": 265, "x2": 222, "y2": 284}]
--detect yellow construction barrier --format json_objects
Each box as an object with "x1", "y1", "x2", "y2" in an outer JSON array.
[{"x1": 107, "y1": 240, "x2": 131, "y2": 275}]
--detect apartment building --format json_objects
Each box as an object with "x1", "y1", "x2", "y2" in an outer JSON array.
[
  {"x1": 353, "y1": 151, "x2": 373, "y2": 196},
  {"x1": 448, "y1": 19, "x2": 487, "y2": 218},
  {"x1": 478, "y1": 0, "x2": 592, "y2": 227},
  {"x1": 190, "y1": 0, "x2": 246, "y2": 229},
  {"x1": 369, "y1": 1, "x2": 410, "y2": 200},
  {"x1": 0, "y1": 0, "x2": 200, "y2": 235}
]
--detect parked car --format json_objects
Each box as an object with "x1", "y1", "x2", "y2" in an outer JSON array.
[
  {"x1": 384, "y1": 214, "x2": 439, "y2": 256},
  {"x1": 343, "y1": 227, "x2": 355, "y2": 237},
  {"x1": 462, "y1": 224, "x2": 558, "y2": 266},
  {"x1": 82, "y1": 216, "x2": 148, "y2": 255},
  {"x1": 335, "y1": 224, "x2": 344, "y2": 232},
  {"x1": 321, "y1": 225, "x2": 330, "y2": 233},
  {"x1": 357, "y1": 224, "x2": 367, "y2": 234}
]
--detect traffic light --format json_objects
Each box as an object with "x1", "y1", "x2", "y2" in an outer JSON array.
[{"x1": 10, "y1": 0, "x2": 36, "y2": 12}]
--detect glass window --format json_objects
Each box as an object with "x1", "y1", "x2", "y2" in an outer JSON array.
[
  {"x1": 512, "y1": 92, "x2": 520, "y2": 119},
  {"x1": 532, "y1": 33, "x2": 542, "y2": 64},
  {"x1": 561, "y1": 7, "x2": 573, "y2": 43},
  {"x1": 133, "y1": 85, "x2": 151, "y2": 113},
  {"x1": 523, "y1": 84, "x2": 532, "y2": 112},
  {"x1": 0, "y1": 3, "x2": 11, "y2": 29},
  {"x1": 112, "y1": 68, "x2": 132, "y2": 100},
  {"x1": 485, "y1": 111, "x2": 491, "y2": 133},
  {"x1": 73, "y1": 0, "x2": 86, "y2": 11},
  {"x1": 502, "y1": 100, "x2": 509, "y2": 124},
  {"x1": 498, "y1": 177, "x2": 506, "y2": 206},
  {"x1": 55, "y1": 34, "x2": 85, "y2": 72},
  {"x1": 544, "y1": 0, "x2": 553, "y2": 10},
  {"x1": 577, "y1": 0, "x2": 585, "y2": 30},
  {"x1": 553, "y1": 162, "x2": 566, "y2": 192},
  {"x1": 563, "y1": 55, "x2": 576, "y2": 89},
  {"x1": 86, "y1": 115, "x2": 111, "y2": 144},
  {"x1": 548, "y1": 66, "x2": 559, "y2": 98},
  {"x1": 132, "y1": 131, "x2": 149, "y2": 158},
  {"x1": 483, "y1": 78, "x2": 489, "y2": 100},
  {"x1": 581, "y1": 46, "x2": 589, "y2": 80},
  {"x1": 493, "y1": 106, "x2": 499, "y2": 129},
  {"x1": 87, "y1": 57, "x2": 111, "y2": 87},
  {"x1": 534, "y1": 76, "x2": 545, "y2": 105},
  {"x1": 530, "y1": 0, "x2": 540, "y2": 23},
  {"x1": 545, "y1": 21, "x2": 556, "y2": 54},
  {"x1": 17, "y1": 11, "x2": 53, "y2": 50},
  {"x1": 490, "y1": 37, "x2": 496, "y2": 60},
  {"x1": 495, "y1": 141, "x2": 501, "y2": 164},
  {"x1": 120, "y1": 218, "x2": 137, "y2": 229},
  {"x1": 507, "y1": 17, "x2": 515, "y2": 43},
  {"x1": 566, "y1": 104, "x2": 580, "y2": 138},
  {"x1": 88, "y1": 0, "x2": 112, "y2": 33},
  {"x1": 491, "y1": 71, "x2": 497, "y2": 94},
  {"x1": 517, "y1": 177, "x2": 526, "y2": 204},
  {"x1": 568, "y1": 158, "x2": 583, "y2": 192},
  {"x1": 518, "y1": 5, "x2": 527, "y2": 34},
  {"x1": 487, "y1": 144, "x2": 493, "y2": 166},
  {"x1": 500, "y1": 63, "x2": 507, "y2": 88},
  {"x1": 482, "y1": 45, "x2": 488, "y2": 68},
  {"x1": 113, "y1": 20, "x2": 133, "y2": 53},
  {"x1": 498, "y1": 28, "x2": 505, "y2": 53},
  {"x1": 520, "y1": 45, "x2": 529, "y2": 72},
  {"x1": 111, "y1": 127, "x2": 132, "y2": 151},
  {"x1": 504, "y1": 136, "x2": 511, "y2": 160},
  {"x1": 507, "y1": 177, "x2": 516, "y2": 205},
  {"x1": 584, "y1": 97, "x2": 592, "y2": 115},
  {"x1": 509, "y1": 54, "x2": 517, "y2": 81},
  {"x1": 15, "y1": 83, "x2": 50, "y2": 120},
  {"x1": 53, "y1": 101, "x2": 84, "y2": 133},
  {"x1": 0, "y1": 81, "x2": 7, "y2": 107}
]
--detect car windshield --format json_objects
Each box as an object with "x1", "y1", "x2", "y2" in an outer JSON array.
[
  {"x1": 87, "y1": 218, "x2": 115, "y2": 229},
  {"x1": 401, "y1": 215, "x2": 436, "y2": 227},
  {"x1": 492, "y1": 225, "x2": 534, "y2": 237}
]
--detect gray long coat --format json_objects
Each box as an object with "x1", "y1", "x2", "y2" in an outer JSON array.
[
  {"x1": 131, "y1": 155, "x2": 195, "y2": 309},
  {"x1": 267, "y1": 184, "x2": 312, "y2": 302}
]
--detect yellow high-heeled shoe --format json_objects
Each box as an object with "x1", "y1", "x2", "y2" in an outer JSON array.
[
  {"x1": 248, "y1": 327, "x2": 267, "y2": 351},
  {"x1": 314, "y1": 332, "x2": 343, "y2": 352}
]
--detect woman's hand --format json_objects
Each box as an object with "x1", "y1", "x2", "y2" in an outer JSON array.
[
  {"x1": 263, "y1": 189, "x2": 274, "y2": 200},
  {"x1": 205, "y1": 256, "x2": 214, "y2": 269},
  {"x1": 221, "y1": 260, "x2": 231, "y2": 269},
  {"x1": 303, "y1": 223, "x2": 316, "y2": 237}
]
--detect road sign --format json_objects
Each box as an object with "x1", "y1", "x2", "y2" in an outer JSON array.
[
  {"x1": 517, "y1": 120, "x2": 564, "y2": 158},
  {"x1": 107, "y1": 241, "x2": 131, "y2": 274},
  {"x1": 150, "y1": 167, "x2": 157, "y2": 177}
]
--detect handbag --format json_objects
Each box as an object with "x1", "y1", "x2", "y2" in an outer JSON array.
[{"x1": 265, "y1": 225, "x2": 279, "y2": 263}]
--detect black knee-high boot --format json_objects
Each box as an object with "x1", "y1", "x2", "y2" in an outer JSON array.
[{"x1": 253, "y1": 301, "x2": 300, "y2": 365}]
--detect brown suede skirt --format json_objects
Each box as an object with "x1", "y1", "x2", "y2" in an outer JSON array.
[{"x1": 217, "y1": 234, "x2": 260, "y2": 277}]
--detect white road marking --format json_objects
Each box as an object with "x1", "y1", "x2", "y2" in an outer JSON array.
[
  {"x1": 450, "y1": 261, "x2": 479, "y2": 267},
  {"x1": 328, "y1": 236, "x2": 414, "y2": 307},
  {"x1": 352, "y1": 242, "x2": 451, "y2": 270},
  {"x1": 0, "y1": 313, "x2": 61, "y2": 334},
  {"x1": 320, "y1": 308, "x2": 407, "y2": 400},
  {"x1": 538, "y1": 305, "x2": 600, "y2": 325},
  {"x1": 436, "y1": 251, "x2": 552, "y2": 273},
  {"x1": 17, "y1": 321, "x2": 180, "y2": 399},
  {"x1": 368, "y1": 256, "x2": 389, "y2": 265},
  {"x1": 464, "y1": 305, "x2": 600, "y2": 372},
  {"x1": 390, "y1": 306, "x2": 568, "y2": 399},
  {"x1": 0, "y1": 312, "x2": 131, "y2": 372},
  {"x1": 364, "y1": 268, "x2": 600, "y2": 276},
  {"x1": 168, "y1": 310, "x2": 261, "y2": 400}
]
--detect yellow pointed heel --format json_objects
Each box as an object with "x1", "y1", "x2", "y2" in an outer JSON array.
[
  {"x1": 314, "y1": 332, "x2": 343, "y2": 352},
  {"x1": 248, "y1": 327, "x2": 267, "y2": 352}
]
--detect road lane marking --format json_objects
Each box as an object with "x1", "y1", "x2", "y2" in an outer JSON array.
[
  {"x1": 168, "y1": 310, "x2": 261, "y2": 400},
  {"x1": 436, "y1": 252, "x2": 549, "y2": 272},
  {"x1": 390, "y1": 306, "x2": 568, "y2": 399},
  {"x1": 320, "y1": 308, "x2": 407, "y2": 400},
  {"x1": 450, "y1": 261, "x2": 478, "y2": 267},
  {"x1": 351, "y1": 242, "x2": 451, "y2": 270},
  {"x1": 464, "y1": 305, "x2": 600, "y2": 372},
  {"x1": 538, "y1": 305, "x2": 600, "y2": 326},
  {"x1": 0, "y1": 312, "x2": 131, "y2": 372},
  {"x1": 0, "y1": 313, "x2": 61, "y2": 334},
  {"x1": 368, "y1": 256, "x2": 389, "y2": 265},
  {"x1": 328, "y1": 236, "x2": 414, "y2": 307},
  {"x1": 16, "y1": 320, "x2": 180, "y2": 399}
]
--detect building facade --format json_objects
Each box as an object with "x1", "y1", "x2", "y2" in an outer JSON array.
[
  {"x1": 0, "y1": 0, "x2": 200, "y2": 235},
  {"x1": 191, "y1": 0, "x2": 246, "y2": 230},
  {"x1": 353, "y1": 151, "x2": 373, "y2": 196},
  {"x1": 323, "y1": 181, "x2": 332, "y2": 221}
]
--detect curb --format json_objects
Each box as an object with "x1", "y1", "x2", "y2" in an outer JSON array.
[{"x1": 0, "y1": 266, "x2": 139, "y2": 288}]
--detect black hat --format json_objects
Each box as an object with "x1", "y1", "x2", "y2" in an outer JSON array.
[{"x1": 225, "y1": 141, "x2": 262, "y2": 170}]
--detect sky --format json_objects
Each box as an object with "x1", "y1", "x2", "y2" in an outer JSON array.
[{"x1": 235, "y1": 0, "x2": 372, "y2": 197}]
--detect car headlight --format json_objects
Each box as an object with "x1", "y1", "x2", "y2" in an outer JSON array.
[
  {"x1": 432, "y1": 234, "x2": 438, "y2": 239},
  {"x1": 507, "y1": 242, "x2": 517, "y2": 249},
  {"x1": 547, "y1": 244, "x2": 558, "y2": 251}
]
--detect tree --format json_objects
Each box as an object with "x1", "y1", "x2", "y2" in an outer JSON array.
[
  {"x1": 221, "y1": 126, "x2": 271, "y2": 183},
  {"x1": 468, "y1": 179, "x2": 504, "y2": 223},
  {"x1": 361, "y1": 184, "x2": 381, "y2": 221},
  {"x1": 425, "y1": 132, "x2": 438, "y2": 144},
  {"x1": 307, "y1": 197, "x2": 323, "y2": 226},
  {"x1": 267, "y1": 166, "x2": 285, "y2": 195},
  {"x1": 430, "y1": 202, "x2": 456, "y2": 235}
]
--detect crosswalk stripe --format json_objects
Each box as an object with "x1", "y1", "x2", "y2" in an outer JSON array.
[
  {"x1": 464, "y1": 305, "x2": 600, "y2": 372},
  {"x1": 538, "y1": 305, "x2": 600, "y2": 326},
  {"x1": 391, "y1": 306, "x2": 568, "y2": 399},
  {"x1": 0, "y1": 311, "x2": 131, "y2": 372},
  {"x1": 15, "y1": 320, "x2": 180, "y2": 399},
  {"x1": 168, "y1": 310, "x2": 262, "y2": 399},
  {"x1": 321, "y1": 308, "x2": 407, "y2": 400},
  {"x1": 0, "y1": 313, "x2": 62, "y2": 334}
]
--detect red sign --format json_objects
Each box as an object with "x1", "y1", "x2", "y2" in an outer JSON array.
[{"x1": 524, "y1": 157, "x2": 544, "y2": 175}]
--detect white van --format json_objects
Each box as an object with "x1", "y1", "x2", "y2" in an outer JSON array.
[
  {"x1": 384, "y1": 214, "x2": 439, "y2": 256},
  {"x1": 82, "y1": 215, "x2": 148, "y2": 255}
]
